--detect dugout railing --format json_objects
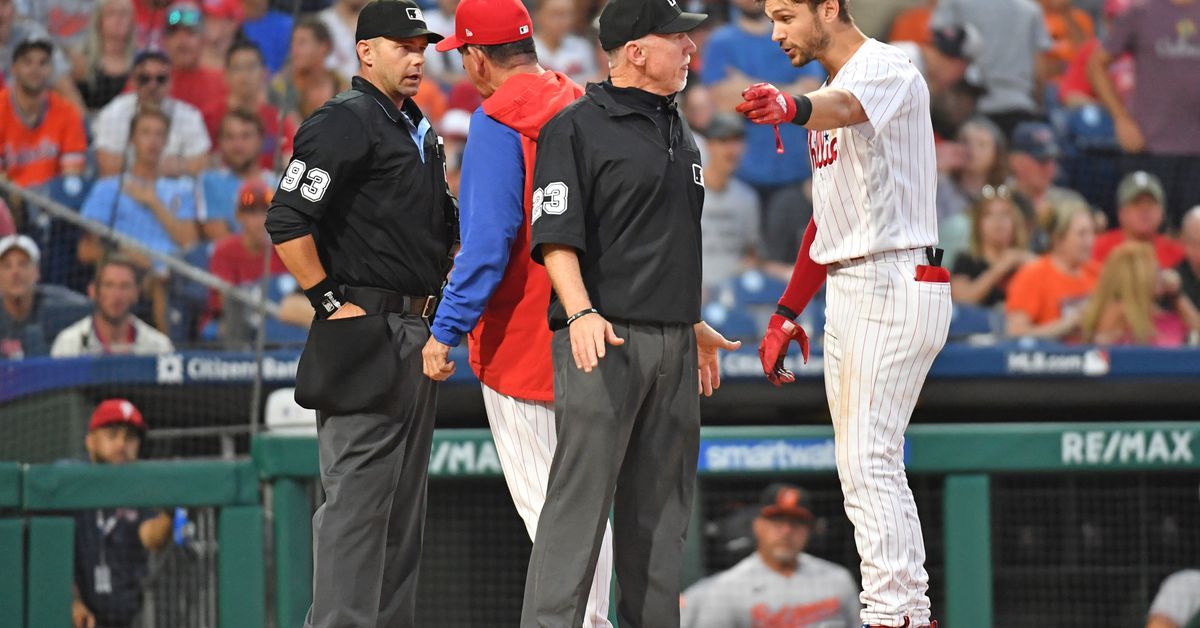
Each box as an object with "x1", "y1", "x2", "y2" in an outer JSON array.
[{"x1": 3, "y1": 422, "x2": 1198, "y2": 627}]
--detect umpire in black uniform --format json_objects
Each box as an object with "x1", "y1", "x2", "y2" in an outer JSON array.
[
  {"x1": 521, "y1": 0, "x2": 741, "y2": 625},
  {"x1": 264, "y1": 1, "x2": 456, "y2": 626}
]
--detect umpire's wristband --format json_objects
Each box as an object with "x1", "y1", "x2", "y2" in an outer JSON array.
[
  {"x1": 566, "y1": 308, "x2": 599, "y2": 326},
  {"x1": 789, "y1": 95, "x2": 813, "y2": 127},
  {"x1": 305, "y1": 278, "x2": 346, "y2": 319}
]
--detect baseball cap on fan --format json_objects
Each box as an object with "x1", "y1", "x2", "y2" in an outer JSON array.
[
  {"x1": 356, "y1": 0, "x2": 445, "y2": 44},
  {"x1": 435, "y1": 0, "x2": 534, "y2": 52},
  {"x1": 598, "y1": 0, "x2": 708, "y2": 51},
  {"x1": 758, "y1": 483, "x2": 815, "y2": 522},
  {"x1": 89, "y1": 399, "x2": 149, "y2": 435},
  {"x1": 931, "y1": 23, "x2": 982, "y2": 61}
]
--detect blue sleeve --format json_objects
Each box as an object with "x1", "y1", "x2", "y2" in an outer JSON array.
[
  {"x1": 80, "y1": 178, "x2": 116, "y2": 223},
  {"x1": 701, "y1": 29, "x2": 734, "y2": 84},
  {"x1": 430, "y1": 109, "x2": 525, "y2": 347}
]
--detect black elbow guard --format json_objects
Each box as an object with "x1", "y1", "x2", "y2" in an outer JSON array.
[{"x1": 266, "y1": 205, "x2": 314, "y2": 245}]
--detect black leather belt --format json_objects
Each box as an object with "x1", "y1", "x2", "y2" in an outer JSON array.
[{"x1": 342, "y1": 286, "x2": 437, "y2": 318}]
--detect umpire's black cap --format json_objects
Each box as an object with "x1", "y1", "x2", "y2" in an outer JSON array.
[
  {"x1": 356, "y1": 0, "x2": 445, "y2": 44},
  {"x1": 598, "y1": 0, "x2": 707, "y2": 51}
]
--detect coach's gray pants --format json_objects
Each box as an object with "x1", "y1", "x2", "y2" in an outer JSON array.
[
  {"x1": 522, "y1": 321, "x2": 700, "y2": 628},
  {"x1": 303, "y1": 314, "x2": 437, "y2": 628}
]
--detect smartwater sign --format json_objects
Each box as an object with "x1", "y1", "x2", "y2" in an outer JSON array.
[
  {"x1": 428, "y1": 438, "x2": 502, "y2": 477},
  {"x1": 698, "y1": 438, "x2": 839, "y2": 473}
]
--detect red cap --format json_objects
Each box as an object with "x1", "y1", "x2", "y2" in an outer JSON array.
[
  {"x1": 238, "y1": 179, "x2": 273, "y2": 211},
  {"x1": 434, "y1": 0, "x2": 533, "y2": 52},
  {"x1": 202, "y1": 0, "x2": 244, "y2": 21},
  {"x1": 89, "y1": 399, "x2": 148, "y2": 433}
]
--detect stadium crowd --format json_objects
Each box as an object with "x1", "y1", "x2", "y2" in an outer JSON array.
[{"x1": 0, "y1": 0, "x2": 1199, "y2": 361}]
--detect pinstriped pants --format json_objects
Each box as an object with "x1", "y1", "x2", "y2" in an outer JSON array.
[
  {"x1": 823, "y1": 249, "x2": 951, "y2": 627},
  {"x1": 481, "y1": 384, "x2": 614, "y2": 628}
]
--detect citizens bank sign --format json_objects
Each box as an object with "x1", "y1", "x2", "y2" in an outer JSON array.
[{"x1": 156, "y1": 354, "x2": 300, "y2": 384}]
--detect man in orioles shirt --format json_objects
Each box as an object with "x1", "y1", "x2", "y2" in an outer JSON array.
[
  {"x1": 682, "y1": 483, "x2": 861, "y2": 628},
  {"x1": 418, "y1": 0, "x2": 612, "y2": 624}
]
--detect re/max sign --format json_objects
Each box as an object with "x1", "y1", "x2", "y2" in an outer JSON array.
[{"x1": 1061, "y1": 430, "x2": 1195, "y2": 466}]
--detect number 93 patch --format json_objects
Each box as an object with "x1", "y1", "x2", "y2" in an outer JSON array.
[{"x1": 532, "y1": 181, "x2": 568, "y2": 224}]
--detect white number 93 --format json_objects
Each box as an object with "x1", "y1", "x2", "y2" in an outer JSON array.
[{"x1": 279, "y1": 159, "x2": 331, "y2": 202}]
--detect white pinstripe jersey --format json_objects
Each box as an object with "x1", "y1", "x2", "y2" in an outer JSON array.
[{"x1": 807, "y1": 38, "x2": 938, "y2": 265}]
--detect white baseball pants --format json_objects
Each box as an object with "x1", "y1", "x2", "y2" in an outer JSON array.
[
  {"x1": 822, "y1": 249, "x2": 951, "y2": 627},
  {"x1": 481, "y1": 383, "x2": 614, "y2": 628}
]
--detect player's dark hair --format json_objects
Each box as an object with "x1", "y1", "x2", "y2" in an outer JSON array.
[
  {"x1": 226, "y1": 39, "x2": 264, "y2": 68},
  {"x1": 766, "y1": 0, "x2": 853, "y2": 24},
  {"x1": 464, "y1": 38, "x2": 539, "y2": 69},
  {"x1": 220, "y1": 108, "x2": 265, "y2": 139},
  {"x1": 294, "y1": 16, "x2": 333, "y2": 47}
]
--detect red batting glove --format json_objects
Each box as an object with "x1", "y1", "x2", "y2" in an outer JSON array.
[
  {"x1": 736, "y1": 82, "x2": 797, "y2": 126},
  {"x1": 758, "y1": 313, "x2": 810, "y2": 387}
]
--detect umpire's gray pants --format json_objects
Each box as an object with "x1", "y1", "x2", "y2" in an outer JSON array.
[
  {"x1": 522, "y1": 321, "x2": 700, "y2": 628},
  {"x1": 303, "y1": 314, "x2": 437, "y2": 628}
]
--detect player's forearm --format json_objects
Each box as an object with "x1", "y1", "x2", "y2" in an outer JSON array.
[
  {"x1": 274, "y1": 234, "x2": 330, "y2": 290},
  {"x1": 801, "y1": 88, "x2": 868, "y2": 132},
  {"x1": 542, "y1": 245, "x2": 592, "y2": 315},
  {"x1": 1087, "y1": 49, "x2": 1131, "y2": 121},
  {"x1": 777, "y1": 219, "x2": 827, "y2": 316}
]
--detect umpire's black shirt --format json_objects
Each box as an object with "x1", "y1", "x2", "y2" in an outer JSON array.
[
  {"x1": 530, "y1": 80, "x2": 704, "y2": 330},
  {"x1": 267, "y1": 76, "x2": 455, "y2": 295}
]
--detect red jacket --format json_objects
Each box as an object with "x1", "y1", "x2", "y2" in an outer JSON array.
[{"x1": 468, "y1": 71, "x2": 583, "y2": 401}]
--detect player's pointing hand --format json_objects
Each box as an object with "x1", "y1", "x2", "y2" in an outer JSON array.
[{"x1": 736, "y1": 82, "x2": 798, "y2": 126}]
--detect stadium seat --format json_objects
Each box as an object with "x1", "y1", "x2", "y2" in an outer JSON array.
[
  {"x1": 264, "y1": 387, "x2": 317, "y2": 435},
  {"x1": 948, "y1": 303, "x2": 996, "y2": 339},
  {"x1": 702, "y1": 301, "x2": 760, "y2": 341},
  {"x1": 729, "y1": 270, "x2": 788, "y2": 307}
]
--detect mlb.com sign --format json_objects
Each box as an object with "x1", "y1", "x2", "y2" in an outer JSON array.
[{"x1": 1061, "y1": 429, "x2": 1195, "y2": 466}]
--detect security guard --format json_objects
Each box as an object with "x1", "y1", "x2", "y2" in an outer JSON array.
[
  {"x1": 263, "y1": 1, "x2": 455, "y2": 626},
  {"x1": 520, "y1": 0, "x2": 741, "y2": 625}
]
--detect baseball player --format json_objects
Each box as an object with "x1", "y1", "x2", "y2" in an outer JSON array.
[
  {"x1": 1148, "y1": 569, "x2": 1200, "y2": 628},
  {"x1": 681, "y1": 483, "x2": 861, "y2": 628},
  {"x1": 418, "y1": 0, "x2": 613, "y2": 624},
  {"x1": 735, "y1": 0, "x2": 951, "y2": 626}
]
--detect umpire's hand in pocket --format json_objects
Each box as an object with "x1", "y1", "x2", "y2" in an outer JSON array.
[
  {"x1": 422, "y1": 336, "x2": 456, "y2": 381},
  {"x1": 569, "y1": 312, "x2": 624, "y2": 373},
  {"x1": 328, "y1": 302, "x2": 366, "y2": 320}
]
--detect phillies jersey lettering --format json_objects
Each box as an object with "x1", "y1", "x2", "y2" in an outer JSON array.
[
  {"x1": 807, "y1": 38, "x2": 938, "y2": 265},
  {"x1": 808, "y1": 132, "x2": 838, "y2": 170}
]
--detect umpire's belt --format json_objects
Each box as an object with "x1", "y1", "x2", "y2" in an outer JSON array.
[{"x1": 343, "y1": 286, "x2": 437, "y2": 318}]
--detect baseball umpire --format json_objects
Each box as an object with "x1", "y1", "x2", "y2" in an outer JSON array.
[
  {"x1": 418, "y1": 0, "x2": 618, "y2": 624},
  {"x1": 264, "y1": 1, "x2": 456, "y2": 626},
  {"x1": 520, "y1": 0, "x2": 742, "y2": 625}
]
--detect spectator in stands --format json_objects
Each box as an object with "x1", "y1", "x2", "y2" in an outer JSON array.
[
  {"x1": 761, "y1": 180, "x2": 814, "y2": 281},
  {"x1": 937, "y1": 116, "x2": 1008, "y2": 267},
  {"x1": 892, "y1": 23, "x2": 981, "y2": 98},
  {"x1": 1006, "y1": 200, "x2": 1099, "y2": 339},
  {"x1": 0, "y1": 36, "x2": 88, "y2": 190},
  {"x1": 198, "y1": 0, "x2": 242, "y2": 70},
  {"x1": 0, "y1": 0, "x2": 86, "y2": 110},
  {"x1": 533, "y1": 0, "x2": 600, "y2": 86},
  {"x1": 201, "y1": 109, "x2": 276, "y2": 239},
  {"x1": 1080, "y1": 241, "x2": 1193, "y2": 346},
  {"x1": 51, "y1": 255, "x2": 174, "y2": 356},
  {"x1": 932, "y1": 0, "x2": 1053, "y2": 139},
  {"x1": 209, "y1": 180, "x2": 311, "y2": 344},
  {"x1": 202, "y1": 41, "x2": 294, "y2": 170},
  {"x1": 1091, "y1": 171, "x2": 1185, "y2": 270},
  {"x1": 161, "y1": 1, "x2": 227, "y2": 111},
  {"x1": 888, "y1": 0, "x2": 936, "y2": 45},
  {"x1": 1058, "y1": 0, "x2": 1134, "y2": 109},
  {"x1": 72, "y1": 399, "x2": 172, "y2": 628},
  {"x1": 81, "y1": 107, "x2": 199, "y2": 267},
  {"x1": 317, "y1": 0, "x2": 367, "y2": 80},
  {"x1": 681, "y1": 84, "x2": 714, "y2": 134},
  {"x1": 0, "y1": 234, "x2": 89, "y2": 359},
  {"x1": 19, "y1": 0, "x2": 95, "y2": 50},
  {"x1": 1006, "y1": 121, "x2": 1088, "y2": 251},
  {"x1": 680, "y1": 484, "x2": 861, "y2": 628},
  {"x1": 699, "y1": 113, "x2": 761, "y2": 295},
  {"x1": 132, "y1": 0, "x2": 173, "y2": 49},
  {"x1": 93, "y1": 49, "x2": 211, "y2": 177},
  {"x1": 421, "y1": 0, "x2": 462, "y2": 87},
  {"x1": 270, "y1": 17, "x2": 348, "y2": 121},
  {"x1": 950, "y1": 190, "x2": 1034, "y2": 307},
  {"x1": 1088, "y1": 0, "x2": 1200, "y2": 227},
  {"x1": 71, "y1": 0, "x2": 136, "y2": 113},
  {"x1": 701, "y1": 0, "x2": 825, "y2": 205},
  {"x1": 1147, "y1": 569, "x2": 1200, "y2": 628},
  {"x1": 240, "y1": 0, "x2": 291, "y2": 74},
  {"x1": 1178, "y1": 207, "x2": 1200, "y2": 315},
  {"x1": 1041, "y1": 0, "x2": 1094, "y2": 82}
]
